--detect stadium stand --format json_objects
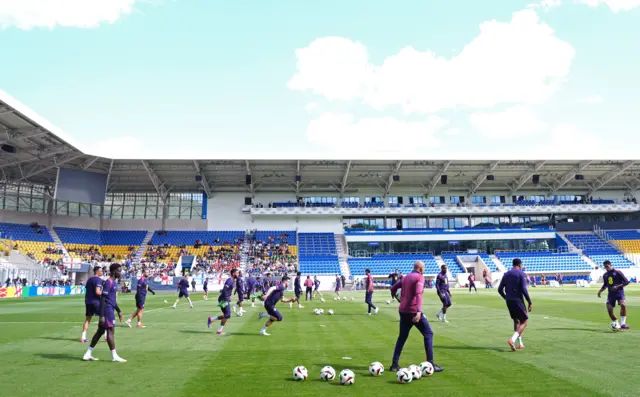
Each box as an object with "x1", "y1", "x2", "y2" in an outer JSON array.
[
  {"x1": 479, "y1": 253, "x2": 500, "y2": 272},
  {"x1": 440, "y1": 254, "x2": 469, "y2": 276},
  {"x1": 565, "y1": 233, "x2": 636, "y2": 268},
  {"x1": 54, "y1": 227, "x2": 148, "y2": 261},
  {"x1": 298, "y1": 233, "x2": 340, "y2": 275},
  {"x1": 495, "y1": 251, "x2": 592, "y2": 272},
  {"x1": 0, "y1": 222, "x2": 61, "y2": 262},
  {"x1": 144, "y1": 230, "x2": 244, "y2": 262},
  {"x1": 349, "y1": 253, "x2": 440, "y2": 276},
  {"x1": 246, "y1": 230, "x2": 298, "y2": 276}
]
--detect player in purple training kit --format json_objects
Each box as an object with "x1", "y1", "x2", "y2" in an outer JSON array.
[
  {"x1": 208, "y1": 269, "x2": 239, "y2": 335},
  {"x1": 598, "y1": 260, "x2": 630, "y2": 330},
  {"x1": 291, "y1": 271, "x2": 302, "y2": 308},
  {"x1": 233, "y1": 270, "x2": 246, "y2": 314},
  {"x1": 389, "y1": 261, "x2": 443, "y2": 373},
  {"x1": 81, "y1": 265, "x2": 103, "y2": 343},
  {"x1": 203, "y1": 278, "x2": 209, "y2": 300},
  {"x1": 435, "y1": 265, "x2": 452, "y2": 323},
  {"x1": 245, "y1": 275, "x2": 257, "y2": 307},
  {"x1": 263, "y1": 273, "x2": 273, "y2": 294},
  {"x1": 82, "y1": 263, "x2": 126, "y2": 362},
  {"x1": 498, "y1": 258, "x2": 533, "y2": 351},
  {"x1": 334, "y1": 274, "x2": 341, "y2": 299},
  {"x1": 258, "y1": 275, "x2": 296, "y2": 336},
  {"x1": 126, "y1": 268, "x2": 155, "y2": 328},
  {"x1": 172, "y1": 277, "x2": 193, "y2": 308},
  {"x1": 364, "y1": 268, "x2": 378, "y2": 315}
]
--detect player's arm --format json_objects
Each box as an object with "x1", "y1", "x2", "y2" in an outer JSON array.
[
  {"x1": 114, "y1": 302, "x2": 123, "y2": 322},
  {"x1": 597, "y1": 281, "x2": 607, "y2": 297},
  {"x1": 497, "y1": 278, "x2": 506, "y2": 300},
  {"x1": 618, "y1": 273, "x2": 630, "y2": 289},
  {"x1": 95, "y1": 283, "x2": 103, "y2": 297},
  {"x1": 413, "y1": 281, "x2": 424, "y2": 323},
  {"x1": 520, "y1": 274, "x2": 532, "y2": 310},
  {"x1": 390, "y1": 279, "x2": 401, "y2": 299},
  {"x1": 435, "y1": 278, "x2": 443, "y2": 296},
  {"x1": 147, "y1": 284, "x2": 155, "y2": 295},
  {"x1": 261, "y1": 286, "x2": 277, "y2": 301}
]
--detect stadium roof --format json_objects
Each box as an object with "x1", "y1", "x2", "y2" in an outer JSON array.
[{"x1": 1, "y1": 90, "x2": 639, "y2": 197}]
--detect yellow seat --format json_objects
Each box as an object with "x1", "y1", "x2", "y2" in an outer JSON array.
[{"x1": 612, "y1": 240, "x2": 640, "y2": 254}]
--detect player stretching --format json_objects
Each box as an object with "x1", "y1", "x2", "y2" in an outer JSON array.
[
  {"x1": 208, "y1": 269, "x2": 239, "y2": 335},
  {"x1": 81, "y1": 266, "x2": 103, "y2": 342},
  {"x1": 258, "y1": 275, "x2": 295, "y2": 336},
  {"x1": 203, "y1": 278, "x2": 209, "y2": 300},
  {"x1": 364, "y1": 269, "x2": 378, "y2": 315},
  {"x1": 435, "y1": 265, "x2": 452, "y2": 323},
  {"x1": 468, "y1": 273, "x2": 478, "y2": 294},
  {"x1": 173, "y1": 277, "x2": 193, "y2": 308},
  {"x1": 290, "y1": 272, "x2": 304, "y2": 308},
  {"x1": 389, "y1": 261, "x2": 443, "y2": 373},
  {"x1": 245, "y1": 275, "x2": 257, "y2": 307},
  {"x1": 498, "y1": 258, "x2": 532, "y2": 351},
  {"x1": 598, "y1": 260, "x2": 630, "y2": 330},
  {"x1": 126, "y1": 269, "x2": 155, "y2": 328},
  {"x1": 82, "y1": 263, "x2": 126, "y2": 362},
  {"x1": 313, "y1": 275, "x2": 322, "y2": 298},
  {"x1": 334, "y1": 274, "x2": 341, "y2": 299},
  {"x1": 233, "y1": 271, "x2": 246, "y2": 314}
]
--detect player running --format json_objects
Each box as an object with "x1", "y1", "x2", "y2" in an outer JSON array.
[
  {"x1": 126, "y1": 269, "x2": 155, "y2": 328},
  {"x1": 208, "y1": 269, "x2": 239, "y2": 335},
  {"x1": 334, "y1": 274, "x2": 341, "y2": 299},
  {"x1": 389, "y1": 261, "x2": 443, "y2": 373},
  {"x1": 233, "y1": 271, "x2": 246, "y2": 314},
  {"x1": 290, "y1": 271, "x2": 304, "y2": 308},
  {"x1": 81, "y1": 265, "x2": 103, "y2": 343},
  {"x1": 364, "y1": 268, "x2": 378, "y2": 315},
  {"x1": 468, "y1": 273, "x2": 478, "y2": 294},
  {"x1": 598, "y1": 260, "x2": 630, "y2": 330},
  {"x1": 498, "y1": 258, "x2": 532, "y2": 351},
  {"x1": 258, "y1": 275, "x2": 295, "y2": 336},
  {"x1": 203, "y1": 278, "x2": 209, "y2": 300},
  {"x1": 172, "y1": 277, "x2": 193, "y2": 308},
  {"x1": 245, "y1": 275, "x2": 257, "y2": 307},
  {"x1": 435, "y1": 265, "x2": 452, "y2": 323},
  {"x1": 313, "y1": 275, "x2": 322, "y2": 298},
  {"x1": 82, "y1": 263, "x2": 126, "y2": 362}
]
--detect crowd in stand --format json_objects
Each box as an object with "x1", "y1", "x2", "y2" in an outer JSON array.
[
  {"x1": 3, "y1": 277, "x2": 72, "y2": 287},
  {"x1": 244, "y1": 230, "x2": 297, "y2": 276}
]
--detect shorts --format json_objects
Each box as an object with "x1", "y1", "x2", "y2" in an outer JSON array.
[
  {"x1": 135, "y1": 295, "x2": 145, "y2": 310},
  {"x1": 85, "y1": 302, "x2": 100, "y2": 317},
  {"x1": 335, "y1": 287, "x2": 340, "y2": 292},
  {"x1": 220, "y1": 302, "x2": 231, "y2": 319},
  {"x1": 506, "y1": 300, "x2": 528, "y2": 322},
  {"x1": 265, "y1": 304, "x2": 283, "y2": 321},
  {"x1": 237, "y1": 294, "x2": 244, "y2": 303},
  {"x1": 295, "y1": 289, "x2": 301, "y2": 299},
  {"x1": 103, "y1": 311, "x2": 116, "y2": 328},
  {"x1": 203, "y1": 287, "x2": 208, "y2": 292},
  {"x1": 607, "y1": 293, "x2": 625, "y2": 308},
  {"x1": 179, "y1": 290, "x2": 189, "y2": 298},
  {"x1": 439, "y1": 292, "x2": 452, "y2": 308}
]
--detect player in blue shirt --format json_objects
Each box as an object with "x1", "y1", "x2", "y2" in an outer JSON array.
[
  {"x1": 435, "y1": 265, "x2": 452, "y2": 323},
  {"x1": 172, "y1": 277, "x2": 193, "y2": 309},
  {"x1": 81, "y1": 266, "x2": 103, "y2": 343},
  {"x1": 126, "y1": 268, "x2": 155, "y2": 328},
  {"x1": 208, "y1": 269, "x2": 239, "y2": 335},
  {"x1": 258, "y1": 275, "x2": 296, "y2": 336},
  {"x1": 83, "y1": 263, "x2": 126, "y2": 362},
  {"x1": 203, "y1": 278, "x2": 209, "y2": 300},
  {"x1": 498, "y1": 258, "x2": 533, "y2": 351},
  {"x1": 598, "y1": 260, "x2": 630, "y2": 329},
  {"x1": 233, "y1": 270, "x2": 246, "y2": 314}
]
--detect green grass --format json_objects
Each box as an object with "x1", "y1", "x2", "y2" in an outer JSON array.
[{"x1": 1, "y1": 286, "x2": 639, "y2": 397}]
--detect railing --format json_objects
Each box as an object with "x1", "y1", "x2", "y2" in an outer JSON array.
[{"x1": 0, "y1": 262, "x2": 63, "y2": 284}]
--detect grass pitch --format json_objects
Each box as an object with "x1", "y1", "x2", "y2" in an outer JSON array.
[{"x1": 1, "y1": 286, "x2": 639, "y2": 397}]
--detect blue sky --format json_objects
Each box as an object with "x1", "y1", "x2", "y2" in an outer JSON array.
[{"x1": 0, "y1": 0, "x2": 639, "y2": 159}]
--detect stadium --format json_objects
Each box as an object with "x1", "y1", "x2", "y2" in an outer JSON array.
[{"x1": 1, "y1": 88, "x2": 639, "y2": 395}]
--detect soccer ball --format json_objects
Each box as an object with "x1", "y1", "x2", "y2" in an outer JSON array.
[
  {"x1": 293, "y1": 366, "x2": 308, "y2": 381},
  {"x1": 318, "y1": 309, "x2": 324, "y2": 314},
  {"x1": 163, "y1": 300, "x2": 168, "y2": 304},
  {"x1": 339, "y1": 369, "x2": 355, "y2": 385},
  {"x1": 313, "y1": 309, "x2": 319, "y2": 315},
  {"x1": 236, "y1": 310, "x2": 244, "y2": 317},
  {"x1": 611, "y1": 321, "x2": 622, "y2": 332},
  {"x1": 333, "y1": 297, "x2": 338, "y2": 301},
  {"x1": 397, "y1": 368, "x2": 412, "y2": 384},
  {"x1": 320, "y1": 298, "x2": 325, "y2": 303},
  {"x1": 368, "y1": 362, "x2": 384, "y2": 376},
  {"x1": 328, "y1": 309, "x2": 334, "y2": 315},
  {"x1": 350, "y1": 297, "x2": 354, "y2": 301},
  {"x1": 419, "y1": 361, "x2": 434, "y2": 377},
  {"x1": 409, "y1": 364, "x2": 422, "y2": 380},
  {"x1": 386, "y1": 300, "x2": 391, "y2": 304},
  {"x1": 320, "y1": 366, "x2": 336, "y2": 381},
  {"x1": 343, "y1": 297, "x2": 348, "y2": 300}
]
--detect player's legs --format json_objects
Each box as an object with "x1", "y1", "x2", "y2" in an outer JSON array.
[
  {"x1": 260, "y1": 307, "x2": 282, "y2": 335},
  {"x1": 209, "y1": 305, "x2": 231, "y2": 334},
  {"x1": 414, "y1": 314, "x2": 435, "y2": 363},
  {"x1": 619, "y1": 300, "x2": 629, "y2": 328},
  {"x1": 436, "y1": 294, "x2": 451, "y2": 322},
  {"x1": 391, "y1": 313, "x2": 413, "y2": 370},
  {"x1": 606, "y1": 302, "x2": 617, "y2": 321},
  {"x1": 81, "y1": 315, "x2": 92, "y2": 342},
  {"x1": 173, "y1": 296, "x2": 181, "y2": 308}
]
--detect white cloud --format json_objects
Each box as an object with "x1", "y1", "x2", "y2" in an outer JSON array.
[
  {"x1": 306, "y1": 112, "x2": 448, "y2": 152},
  {"x1": 305, "y1": 103, "x2": 320, "y2": 112},
  {"x1": 469, "y1": 105, "x2": 547, "y2": 138},
  {"x1": 442, "y1": 128, "x2": 461, "y2": 136},
  {"x1": 530, "y1": 0, "x2": 563, "y2": 10},
  {"x1": 578, "y1": 94, "x2": 603, "y2": 103},
  {"x1": 82, "y1": 135, "x2": 145, "y2": 158},
  {"x1": 577, "y1": 0, "x2": 640, "y2": 12},
  {"x1": 541, "y1": 123, "x2": 603, "y2": 156},
  {"x1": 288, "y1": 9, "x2": 575, "y2": 114},
  {"x1": 0, "y1": 0, "x2": 137, "y2": 30}
]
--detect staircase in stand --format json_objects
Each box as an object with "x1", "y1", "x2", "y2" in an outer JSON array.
[
  {"x1": 240, "y1": 233, "x2": 251, "y2": 270},
  {"x1": 49, "y1": 228, "x2": 70, "y2": 259},
  {"x1": 133, "y1": 230, "x2": 154, "y2": 263},
  {"x1": 490, "y1": 255, "x2": 507, "y2": 272},
  {"x1": 339, "y1": 258, "x2": 351, "y2": 278},
  {"x1": 335, "y1": 234, "x2": 348, "y2": 258}
]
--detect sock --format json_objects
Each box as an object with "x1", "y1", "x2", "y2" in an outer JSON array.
[
  {"x1": 261, "y1": 327, "x2": 267, "y2": 333},
  {"x1": 436, "y1": 309, "x2": 442, "y2": 316},
  {"x1": 621, "y1": 316, "x2": 626, "y2": 325},
  {"x1": 517, "y1": 336, "x2": 523, "y2": 346},
  {"x1": 86, "y1": 346, "x2": 94, "y2": 355},
  {"x1": 510, "y1": 332, "x2": 519, "y2": 343},
  {"x1": 217, "y1": 325, "x2": 224, "y2": 332},
  {"x1": 82, "y1": 331, "x2": 87, "y2": 340},
  {"x1": 111, "y1": 350, "x2": 118, "y2": 360},
  {"x1": 187, "y1": 298, "x2": 193, "y2": 306},
  {"x1": 137, "y1": 322, "x2": 142, "y2": 326},
  {"x1": 442, "y1": 313, "x2": 447, "y2": 320}
]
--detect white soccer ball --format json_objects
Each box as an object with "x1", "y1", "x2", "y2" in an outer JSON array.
[
  {"x1": 368, "y1": 362, "x2": 384, "y2": 376},
  {"x1": 386, "y1": 300, "x2": 391, "y2": 304},
  {"x1": 293, "y1": 366, "x2": 308, "y2": 381},
  {"x1": 328, "y1": 309, "x2": 334, "y2": 315},
  {"x1": 333, "y1": 297, "x2": 338, "y2": 301},
  {"x1": 164, "y1": 300, "x2": 168, "y2": 304},
  {"x1": 313, "y1": 309, "x2": 319, "y2": 315},
  {"x1": 419, "y1": 361, "x2": 434, "y2": 377},
  {"x1": 409, "y1": 364, "x2": 422, "y2": 380},
  {"x1": 342, "y1": 297, "x2": 348, "y2": 300},
  {"x1": 350, "y1": 297, "x2": 354, "y2": 301},
  {"x1": 318, "y1": 309, "x2": 324, "y2": 314},
  {"x1": 320, "y1": 366, "x2": 336, "y2": 381},
  {"x1": 320, "y1": 298, "x2": 325, "y2": 303},
  {"x1": 611, "y1": 321, "x2": 622, "y2": 332},
  {"x1": 339, "y1": 369, "x2": 355, "y2": 385},
  {"x1": 397, "y1": 368, "x2": 412, "y2": 383},
  {"x1": 236, "y1": 310, "x2": 244, "y2": 317}
]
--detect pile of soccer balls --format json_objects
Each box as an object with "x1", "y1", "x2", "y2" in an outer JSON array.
[
  {"x1": 293, "y1": 361, "x2": 433, "y2": 385},
  {"x1": 397, "y1": 362, "x2": 435, "y2": 383}
]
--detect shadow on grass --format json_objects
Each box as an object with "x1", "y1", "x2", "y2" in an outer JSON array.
[
  {"x1": 543, "y1": 327, "x2": 610, "y2": 334},
  {"x1": 438, "y1": 345, "x2": 504, "y2": 352},
  {"x1": 39, "y1": 353, "x2": 79, "y2": 361},
  {"x1": 38, "y1": 336, "x2": 76, "y2": 342},
  {"x1": 314, "y1": 363, "x2": 369, "y2": 371},
  {"x1": 179, "y1": 330, "x2": 210, "y2": 334}
]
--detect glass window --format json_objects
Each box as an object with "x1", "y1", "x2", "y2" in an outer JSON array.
[
  {"x1": 408, "y1": 196, "x2": 424, "y2": 204},
  {"x1": 472, "y1": 196, "x2": 486, "y2": 204}
]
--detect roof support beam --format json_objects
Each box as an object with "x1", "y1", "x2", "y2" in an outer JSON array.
[
  {"x1": 193, "y1": 160, "x2": 212, "y2": 197},
  {"x1": 0, "y1": 127, "x2": 49, "y2": 146},
  {"x1": 509, "y1": 160, "x2": 546, "y2": 194},
  {"x1": 0, "y1": 147, "x2": 74, "y2": 169},
  {"x1": 588, "y1": 160, "x2": 635, "y2": 194},
  {"x1": 15, "y1": 152, "x2": 84, "y2": 182},
  {"x1": 339, "y1": 160, "x2": 352, "y2": 195},
  {"x1": 245, "y1": 160, "x2": 254, "y2": 196},
  {"x1": 82, "y1": 156, "x2": 100, "y2": 170},
  {"x1": 105, "y1": 159, "x2": 114, "y2": 192},
  {"x1": 141, "y1": 160, "x2": 169, "y2": 202},
  {"x1": 549, "y1": 160, "x2": 592, "y2": 193},
  {"x1": 469, "y1": 161, "x2": 499, "y2": 193},
  {"x1": 384, "y1": 161, "x2": 403, "y2": 196},
  {"x1": 295, "y1": 160, "x2": 301, "y2": 196},
  {"x1": 424, "y1": 160, "x2": 451, "y2": 196}
]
